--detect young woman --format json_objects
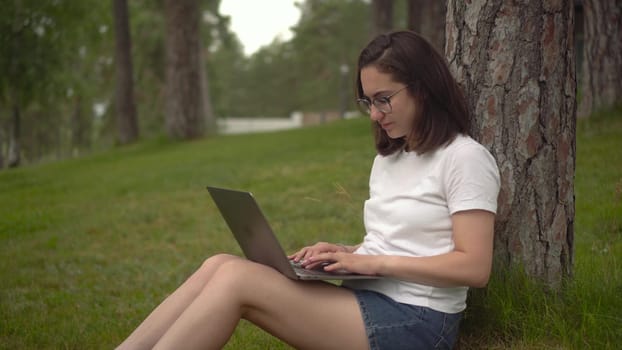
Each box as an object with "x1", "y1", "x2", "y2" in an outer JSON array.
[{"x1": 117, "y1": 31, "x2": 500, "y2": 350}]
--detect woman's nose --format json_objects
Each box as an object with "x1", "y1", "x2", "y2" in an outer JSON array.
[{"x1": 369, "y1": 105, "x2": 385, "y2": 122}]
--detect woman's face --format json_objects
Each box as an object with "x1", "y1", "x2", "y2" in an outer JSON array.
[{"x1": 360, "y1": 65, "x2": 418, "y2": 140}]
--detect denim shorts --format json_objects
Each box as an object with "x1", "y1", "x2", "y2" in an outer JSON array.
[{"x1": 350, "y1": 289, "x2": 462, "y2": 350}]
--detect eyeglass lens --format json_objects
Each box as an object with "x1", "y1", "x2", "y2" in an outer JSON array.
[{"x1": 357, "y1": 98, "x2": 391, "y2": 114}]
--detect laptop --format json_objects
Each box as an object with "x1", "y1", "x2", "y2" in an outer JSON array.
[{"x1": 207, "y1": 186, "x2": 380, "y2": 280}]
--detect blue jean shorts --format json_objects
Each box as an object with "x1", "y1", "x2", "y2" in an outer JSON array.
[{"x1": 350, "y1": 289, "x2": 462, "y2": 350}]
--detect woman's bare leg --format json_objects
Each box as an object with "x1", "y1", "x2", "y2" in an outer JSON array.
[
  {"x1": 116, "y1": 254, "x2": 239, "y2": 350},
  {"x1": 153, "y1": 258, "x2": 369, "y2": 350}
]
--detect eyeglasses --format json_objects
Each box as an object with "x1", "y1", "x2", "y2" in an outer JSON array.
[{"x1": 357, "y1": 85, "x2": 410, "y2": 114}]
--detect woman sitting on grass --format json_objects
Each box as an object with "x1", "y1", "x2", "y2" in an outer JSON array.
[{"x1": 117, "y1": 30, "x2": 500, "y2": 350}]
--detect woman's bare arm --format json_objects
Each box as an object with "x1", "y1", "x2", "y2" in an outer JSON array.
[{"x1": 310, "y1": 209, "x2": 495, "y2": 288}]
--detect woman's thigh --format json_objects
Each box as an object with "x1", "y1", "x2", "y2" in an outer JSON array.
[{"x1": 211, "y1": 258, "x2": 369, "y2": 350}]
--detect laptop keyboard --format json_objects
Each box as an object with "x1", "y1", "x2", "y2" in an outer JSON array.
[{"x1": 290, "y1": 261, "x2": 333, "y2": 276}]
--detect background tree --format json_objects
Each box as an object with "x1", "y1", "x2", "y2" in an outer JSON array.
[
  {"x1": 446, "y1": 0, "x2": 576, "y2": 287},
  {"x1": 0, "y1": 1, "x2": 97, "y2": 168},
  {"x1": 241, "y1": 42, "x2": 299, "y2": 117},
  {"x1": 0, "y1": 0, "x2": 427, "y2": 165},
  {"x1": 214, "y1": 0, "x2": 370, "y2": 119},
  {"x1": 407, "y1": 0, "x2": 446, "y2": 53},
  {"x1": 126, "y1": 0, "x2": 166, "y2": 137},
  {"x1": 113, "y1": 0, "x2": 139, "y2": 144},
  {"x1": 197, "y1": 0, "x2": 222, "y2": 133},
  {"x1": 578, "y1": 0, "x2": 622, "y2": 117},
  {"x1": 163, "y1": 0, "x2": 212, "y2": 139},
  {"x1": 202, "y1": 8, "x2": 246, "y2": 118},
  {"x1": 1, "y1": 1, "x2": 61, "y2": 167},
  {"x1": 372, "y1": 0, "x2": 394, "y2": 36},
  {"x1": 289, "y1": 0, "x2": 371, "y2": 116}
]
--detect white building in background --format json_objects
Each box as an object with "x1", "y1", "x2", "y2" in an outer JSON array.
[
  {"x1": 217, "y1": 111, "x2": 359, "y2": 135},
  {"x1": 217, "y1": 112, "x2": 303, "y2": 134}
]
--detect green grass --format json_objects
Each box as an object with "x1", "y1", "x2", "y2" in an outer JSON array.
[{"x1": 1, "y1": 114, "x2": 621, "y2": 349}]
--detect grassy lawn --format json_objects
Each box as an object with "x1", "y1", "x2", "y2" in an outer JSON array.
[{"x1": 1, "y1": 113, "x2": 620, "y2": 349}]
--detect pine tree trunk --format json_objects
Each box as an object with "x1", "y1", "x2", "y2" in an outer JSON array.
[
  {"x1": 112, "y1": 0, "x2": 139, "y2": 144},
  {"x1": 164, "y1": 0, "x2": 205, "y2": 139},
  {"x1": 407, "y1": 0, "x2": 446, "y2": 53},
  {"x1": 578, "y1": 0, "x2": 622, "y2": 117},
  {"x1": 372, "y1": 0, "x2": 393, "y2": 36},
  {"x1": 446, "y1": 0, "x2": 576, "y2": 288}
]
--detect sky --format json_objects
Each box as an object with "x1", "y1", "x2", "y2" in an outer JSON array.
[{"x1": 219, "y1": 0, "x2": 302, "y2": 56}]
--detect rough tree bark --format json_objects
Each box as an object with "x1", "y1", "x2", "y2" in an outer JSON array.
[
  {"x1": 372, "y1": 0, "x2": 394, "y2": 36},
  {"x1": 164, "y1": 0, "x2": 206, "y2": 139},
  {"x1": 578, "y1": 0, "x2": 622, "y2": 117},
  {"x1": 446, "y1": 0, "x2": 576, "y2": 287},
  {"x1": 407, "y1": 0, "x2": 447, "y2": 53},
  {"x1": 112, "y1": 0, "x2": 139, "y2": 144}
]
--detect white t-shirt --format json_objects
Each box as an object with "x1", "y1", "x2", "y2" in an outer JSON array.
[{"x1": 343, "y1": 134, "x2": 500, "y2": 314}]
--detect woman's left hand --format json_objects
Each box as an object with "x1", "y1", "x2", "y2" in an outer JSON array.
[
  {"x1": 304, "y1": 252, "x2": 381, "y2": 276},
  {"x1": 288, "y1": 242, "x2": 348, "y2": 264}
]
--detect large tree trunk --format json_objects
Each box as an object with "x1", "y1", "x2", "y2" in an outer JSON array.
[
  {"x1": 407, "y1": 0, "x2": 447, "y2": 53},
  {"x1": 112, "y1": 0, "x2": 139, "y2": 144},
  {"x1": 446, "y1": 1, "x2": 576, "y2": 288},
  {"x1": 372, "y1": 0, "x2": 393, "y2": 36},
  {"x1": 578, "y1": 0, "x2": 622, "y2": 117},
  {"x1": 164, "y1": 0, "x2": 205, "y2": 139}
]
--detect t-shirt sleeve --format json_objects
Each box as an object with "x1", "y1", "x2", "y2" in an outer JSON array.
[{"x1": 443, "y1": 143, "x2": 500, "y2": 215}]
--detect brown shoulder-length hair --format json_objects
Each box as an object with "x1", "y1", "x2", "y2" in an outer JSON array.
[{"x1": 356, "y1": 31, "x2": 470, "y2": 155}]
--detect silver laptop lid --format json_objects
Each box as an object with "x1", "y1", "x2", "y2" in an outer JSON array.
[{"x1": 207, "y1": 186, "x2": 298, "y2": 279}]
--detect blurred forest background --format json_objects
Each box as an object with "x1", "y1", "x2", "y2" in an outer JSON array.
[
  {"x1": 0, "y1": 0, "x2": 430, "y2": 168},
  {"x1": 1, "y1": 0, "x2": 619, "y2": 169}
]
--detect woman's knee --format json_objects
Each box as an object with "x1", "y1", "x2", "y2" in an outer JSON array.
[
  {"x1": 200, "y1": 253, "x2": 238, "y2": 271},
  {"x1": 211, "y1": 258, "x2": 254, "y2": 279},
  {"x1": 199, "y1": 258, "x2": 284, "y2": 303},
  {"x1": 207, "y1": 258, "x2": 274, "y2": 295},
  {"x1": 191, "y1": 254, "x2": 240, "y2": 284}
]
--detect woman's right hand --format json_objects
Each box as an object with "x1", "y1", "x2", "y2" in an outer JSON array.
[{"x1": 288, "y1": 242, "x2": 349, "y2": 266}]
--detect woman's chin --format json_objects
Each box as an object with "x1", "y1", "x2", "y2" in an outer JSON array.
[{"x1": 386, "y1": 131, "x2": 407, "y2": 139}]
